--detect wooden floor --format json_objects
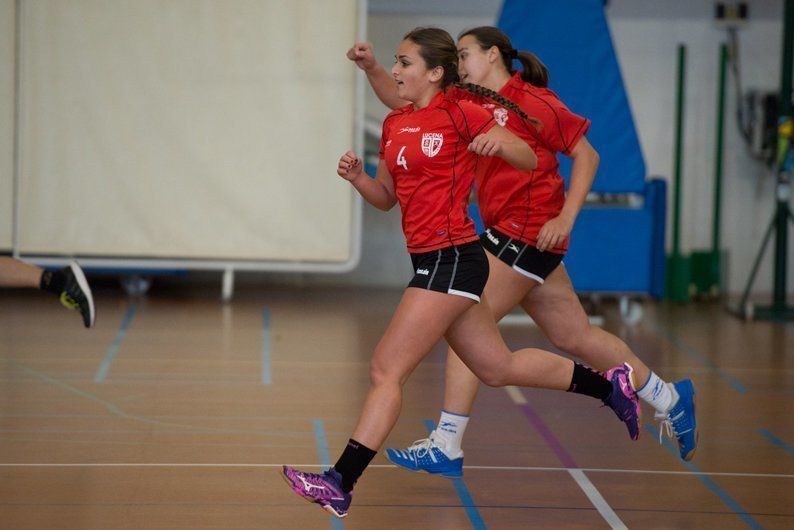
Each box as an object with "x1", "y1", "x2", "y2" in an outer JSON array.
[{"x1": 1, "y1": 284, "x2": 792, "y2": 529}]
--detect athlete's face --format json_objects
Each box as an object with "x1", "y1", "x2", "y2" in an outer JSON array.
[
  {"x1": 457, "y1": 35, "x2": 498, "y2": 85},
  {"x1": 392, "y1": 39, "x2": 444, "y2": 102}
]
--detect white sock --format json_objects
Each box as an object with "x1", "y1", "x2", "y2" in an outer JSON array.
[
  {"x1": 636, "y1": 372, "x2": 677, "y2": 415},
  {"x1": 432, "y1": 410, "x2": 469, "y2": 457}
]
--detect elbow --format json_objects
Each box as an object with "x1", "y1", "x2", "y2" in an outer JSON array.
[{"x1": 376, "y1": 197, "x2": 397, "y2": 211}]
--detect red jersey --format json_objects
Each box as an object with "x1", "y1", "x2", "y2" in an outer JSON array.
[
  {"x1": 379, "y1": 91, "x2": 495, "y2": 253},
  {"x1": 451, "y1": 74, "x2": 590, "y2": 254}
]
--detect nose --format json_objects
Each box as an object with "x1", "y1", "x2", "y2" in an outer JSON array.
[{"x1": 391, "y1": 63, "x2": 399, "y2": 78}]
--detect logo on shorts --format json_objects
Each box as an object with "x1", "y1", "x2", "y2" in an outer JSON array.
[
  {"x1": 421, "y1": 133, "x2": 443, "y2": 157},
  {"x1": 416, "y1": 268, "x2": 430, "y2": 276},
  {"x1": 494, "y1": 108, "x2": 509, "y2": 126},
  {"x1": 485, "y1": 228, "x2": 499, "y2": 246},
  {"x1": 508, "y1": 243, "x2": 519, "y2": 253}
]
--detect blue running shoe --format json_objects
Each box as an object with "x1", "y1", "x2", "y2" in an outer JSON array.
[
  {"x1": 656, "y1": 379, "x2": 698, "y2": 461},
  {"x1": 386, "y1": 433, "x2": 463, "y2": 478}
]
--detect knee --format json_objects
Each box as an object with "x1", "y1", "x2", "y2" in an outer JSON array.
[
  {"x1": 369, "y1": 358, "x2": 402, "y2": 388},
  {"x1": 549, "y1": 326, "x2": 590, "y2": 356},
  {"x1": 478, "y1": 362, "x2": 510, "y2": 388}
]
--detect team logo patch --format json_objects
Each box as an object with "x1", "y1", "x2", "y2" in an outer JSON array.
[
  {"x1": 421, "y1": 133, "x2": 443, "y2": 157},
  {"x1": 494, "y1": 108, "x2": 508, "y2": 126}
]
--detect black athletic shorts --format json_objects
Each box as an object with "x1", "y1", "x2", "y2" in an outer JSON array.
[
  {"x1": 408, "y1": 241, "x2": 489, "y2": 302},
  {"x1": 479, "y1": 227, "x2": 564, "y2": 283}
]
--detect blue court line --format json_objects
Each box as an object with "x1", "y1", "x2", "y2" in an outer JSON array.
[
  {"x1": 759, "y1": 429, "x2": 794, "y2": 457},
  {"x1": 262, "y1": 307, "x2": 271, "y2": 385},
  {"x1": 424, "y1": 419, "x2": 487, "y2": 530},
  {"x1": 312, "y1": 419, "x2": 345, "y2": 530},
  {"x1": 644, "y1": 424, "x2": 763, "y2": 529},
  {"x1": 644, "y1": 322, "x2": 747, "y2": 394},
  {"x1": 94, "y1": 303, "x2": 138, "y2": 383}
]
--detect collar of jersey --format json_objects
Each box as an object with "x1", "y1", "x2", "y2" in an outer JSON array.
[{"x1": 412, "y1": 90, "x2": 446, "y2": 112}]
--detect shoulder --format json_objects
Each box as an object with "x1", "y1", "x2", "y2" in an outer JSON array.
[{"x1": 382, "y1": 106, "x2": 412, "y2": 131}]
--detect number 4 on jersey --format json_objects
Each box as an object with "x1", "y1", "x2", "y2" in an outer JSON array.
[{"x1": 397, "y1": 146, "x2": 408, "y2": 170}]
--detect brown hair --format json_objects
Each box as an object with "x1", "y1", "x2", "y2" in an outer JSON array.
[
  {"x1": 404, "y1": 27, "x2": 540, "y2": 129},
  {"x1": 459, "y1": 26, "x2": 550, "y2": 88}
]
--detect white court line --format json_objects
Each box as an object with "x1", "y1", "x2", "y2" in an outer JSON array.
[
  {"x1": 504, "y1": 385, "x2": 627, "y2": 529},
  {"x1": 505, "y1": 385, "x2": 527, "y2": 404},
  {"x1": 0, "y1": 463, "x2": 791, "y2": 479},
  {"x1": 569, "y1": 468, "x2": 626, "y2": 530}
]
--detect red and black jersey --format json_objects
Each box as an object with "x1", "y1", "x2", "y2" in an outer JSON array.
[
  {"x1": 379, "y1": 90, "x2": 495, "y2": 253},
  {"x1": 450, "y1": 74, "x2": 590, "y2": 254}
]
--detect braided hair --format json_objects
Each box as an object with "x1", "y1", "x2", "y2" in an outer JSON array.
[
  {"x1": 455, "y1": 82, "x2": 541, "y2": 129},
  {"x1": 403, "y1": 27, "x2": 541, "y2": 129}
]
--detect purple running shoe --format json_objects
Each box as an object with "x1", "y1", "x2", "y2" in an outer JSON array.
[
  {"x1": 603, "y1": 363, "x2": 641, "y2": 440},
  {"x1": 281, "y1": 465, "x2": 351, "y2": 518}
]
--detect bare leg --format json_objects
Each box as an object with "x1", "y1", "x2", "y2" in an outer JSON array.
[
  {"x1": 0, "y1": 257, "x2": 43, "y2": 288},
  {"x1": 522, "y1": 264, "x2": 651, "y2": 385},
  {"x1": 445, "y1": 294, "x2": 574, "y2": 391},
  {"x1": 350, "y1": 288, "x2": 474, "y2": 450},
  {"x1": 443, "y1": 253, "x2": 539, "y2": 414}
]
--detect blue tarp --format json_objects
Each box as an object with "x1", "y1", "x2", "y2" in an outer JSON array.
[{"x1": 498, "y1": 0, "x2": 647, "y2": 193}]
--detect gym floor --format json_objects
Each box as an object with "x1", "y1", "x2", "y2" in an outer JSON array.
[{"x1": 0, "y1": 285, "x2": 792, "y2": 529}]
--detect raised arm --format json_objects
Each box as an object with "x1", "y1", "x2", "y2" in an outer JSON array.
[
  {"x1": 337, "y1": 152, "x2": 397, "y2": 211},
  {"x1": 468, "y1": 125, "x2": 537, "y2": 171},
  {"x1": 346, "y1": 42, "x2": 409, "y2": 110},
  {"x1": 535, "y1": 137, "x2": 599, "y2": 251}
]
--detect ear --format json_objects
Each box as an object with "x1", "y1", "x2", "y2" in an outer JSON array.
[
  {"x1": 488, "y1": 45, "x2": 500, "y2": 64},
  {"x1": 428, "y1": 65, "x2": 445, "y2": 83}
]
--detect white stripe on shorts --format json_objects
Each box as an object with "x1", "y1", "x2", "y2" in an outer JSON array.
[
  {"x1": 448, "y1": 289, "x2": 480, "y2": 302},
  {"x1": 427, "y1": 249, "x2": 442, "y2": 289},
  {"x1": 511, "y1": 265, "x2": 545, "y2": 284}
]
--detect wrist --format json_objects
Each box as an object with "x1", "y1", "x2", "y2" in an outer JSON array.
[{"x1": 348, "y1": 171, "x2": 366, "y2": 185}]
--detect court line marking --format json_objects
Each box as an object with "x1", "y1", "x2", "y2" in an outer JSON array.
[
  {"x1": 262, "y1": 307, "x2": 271, "y2": 384},
  {"x1": 642, "y1": 321, "x2": 747, "y2": 394},
  {"x1": 424, "y1": 419, "x2": 487, "y2": 530},
  {"x1": 506, "y1": 387, "x2": 627, "y2": 530},
  {"x1": 645, "y1": 424, "x2": 763, "y2": 529},
  {"x1": 94, "y1": 303, "x2": 138, "y2": 383},
  {"x1": 312, "y1": 419, "x2": 345, "y2": 530},
  {"x1": 0, "y1": 463, "x2": 791, "y2": 479},
  {"x1": 4, "y1": 360, "x2": 298, "y2": 437},
  {"x1": 759, "y1": 429, "x2": 794, "y2": 457}
]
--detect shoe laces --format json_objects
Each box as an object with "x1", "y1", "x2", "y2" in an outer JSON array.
[
  {"x1": 406, "y1": 437, "x2": 438, "y2": 463},
  {"x1": 656, "y1": 409, "x2": 692, "y2": 444}
]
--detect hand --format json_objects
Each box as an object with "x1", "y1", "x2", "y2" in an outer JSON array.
[
  {"x1": 337, "y1": 151, "x2": 363, "y2": 182},
  {"x1": 346, "y1": 42, "x2": 377, "y2": 72},
  {"x1": 536, "y1": 215, "x2": 573, "y2": 252},
  {"x1": 468, "y1": 134, "x2": 502, "y2": 157}
]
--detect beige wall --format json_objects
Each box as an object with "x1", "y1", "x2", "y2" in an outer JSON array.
[{"x1": 0, "y1": 0, "x2": 14, "y2": 250}]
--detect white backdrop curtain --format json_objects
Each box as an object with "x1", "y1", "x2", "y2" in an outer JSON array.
[{"x1": 15, "y1": 0, "x2": 358, "y2": 262}]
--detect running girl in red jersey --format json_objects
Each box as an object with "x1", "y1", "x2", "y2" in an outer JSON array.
[
  {"x1": 281, "y1": 27, "x2": 640, "y2": 519},
  {"x1": 348, "y1": 27, "x2": 698, "y2": 475}
]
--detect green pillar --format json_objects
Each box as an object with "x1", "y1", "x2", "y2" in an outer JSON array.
[{"x1": 667, "y1": 44, "x2": 691, "y2": 302}]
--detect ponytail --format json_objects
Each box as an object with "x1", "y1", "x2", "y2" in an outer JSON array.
[
  {"x1": 514, "y1": 51, "x2": 549, "y2": 88},
  {"x1": 459, "y1": 26, "x2": 550, "y2": 87}
]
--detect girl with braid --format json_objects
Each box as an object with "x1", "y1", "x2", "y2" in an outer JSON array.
[
  {"x1": 348, "y1": 26, "x2": 698, "y2": 477},
  {"x1": 281, "y1": 27, "x2": 639, "y2": 519}
]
